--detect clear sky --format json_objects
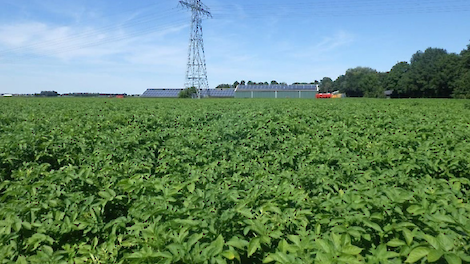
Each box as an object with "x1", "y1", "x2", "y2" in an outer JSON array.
[{"x1": 1, "y1": 0, "x2": 469, "y2": 95}]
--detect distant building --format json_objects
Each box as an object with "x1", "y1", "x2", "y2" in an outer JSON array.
[
  {"x1": 2, "y1": 93, "x2": 13, "y2": 97},
  {"x1": 141, "y1": 89, "x2": 184, "y2": 98},
  {"x1": 142, "y1": 85, "x2": 320, "y2": 99},
  {"x1": 200, "y1": 88, "x2": 235, "y2": 98},
  {"x1": 384, "y1": 90, "x2": 394, "y2": 99},
  {"x1": 234, "y1": 84, "x2": 319, "y2": 99}
]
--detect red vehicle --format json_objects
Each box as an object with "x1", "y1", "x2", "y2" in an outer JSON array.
[{"x1": 316, "y1": 93, "x2": 332, "y2": 99}]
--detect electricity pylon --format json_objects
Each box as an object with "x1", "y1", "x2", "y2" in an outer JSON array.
[{"x1": 179, "y1": 0, "x2": 211, "y2": 98}]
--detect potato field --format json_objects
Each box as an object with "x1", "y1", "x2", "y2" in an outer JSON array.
[{"x1": 0, "y1": 98, "x2": 469, "y2": 264}]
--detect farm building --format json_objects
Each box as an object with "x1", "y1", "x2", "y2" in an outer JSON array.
[
  {"x1": 141, "y1": 89, "x2": 184, "y2": 98},
  {"x1": 200, "y1": 88, "x2": 235, "y2": 98},
  {"x1": 142, "y1": 86, "x2": 318, "y2": 99},
  {"x1": 234, "y1": 84, "x2": 319, "y2": 99},
  {"x1": 141, "y1": 88, "x2": 235, "y2": 98}
]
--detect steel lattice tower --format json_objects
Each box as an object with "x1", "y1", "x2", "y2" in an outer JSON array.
[{"x1": 179, "y1": 0, "x2": 211, "y2": 98}]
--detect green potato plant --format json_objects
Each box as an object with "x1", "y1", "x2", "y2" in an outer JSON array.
[{"x1": 0, "y1": 98, "x2": 469, "y2": 263}]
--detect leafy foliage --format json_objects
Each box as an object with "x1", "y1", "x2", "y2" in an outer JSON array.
[
  {"x1": 178, "y1": 87, "x2": 197, "y2": 98},
  {"x1": 335, "y1": 67, "x2": 384, "y2": 97},
  {"x1": 319, "y1": 77, "x2": 334, "y2": 93},
  {"x1": 330, "y1": 42, "x2": 470, "y2": 98},
  {"x1": 0, "y1": 98, "x2": 469, "y2": 263},
  {"x1": 453, "y1": 71, "x2": 470, "y2": 99}
]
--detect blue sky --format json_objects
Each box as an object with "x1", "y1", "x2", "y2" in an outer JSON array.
[{"x1": 0, "y1": 0, "x2": 469, "y2": 95}]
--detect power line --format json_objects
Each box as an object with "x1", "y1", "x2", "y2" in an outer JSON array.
[
  {"x1": 210, "y1": 6, "x2": 470, "y2": 19},
  {"x1": 209, "y1": 0, "x2": 470, "y2": 18},
  {"x1": 1, "y1": 0, "x2": 469, "y2": 62},
  {"x1": 210, "y1": 0, "x2": 470, "y2": 10}
]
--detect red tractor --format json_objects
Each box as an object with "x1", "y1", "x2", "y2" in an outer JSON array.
[{"x1": 316, "y1": 93, "x2": 332, "y2": 99}]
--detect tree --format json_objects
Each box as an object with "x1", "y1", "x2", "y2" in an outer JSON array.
[
  {"x1": 453, "y1": 43, "x2": 470, "y2": 98},
  {"x1": 38, "y1": 91, "x2": 59, "y2": 97},
  {"x1": 178, "y1": 87, "x2": 197, "y2": 98},
  {"x1": 337, "y1": 67, "x2": 384, "y2": 97},
  {"x1": 319, "y1": 77, "x2": 334, "y2": 93},
  {"x1": 461, "y1": 43, "x2": 470, "y2": 69},
  {"x1": 233, "y1": 81, "x2": 240, "y2": 88},
  {"x1": 360, "y1": 72, "x2": 384, "y2": 98},
  {"x1": 332, "y1": 75, "x2": 347, "y2": 93},
  {"x1": 382, "y1": 62, "x2": 410, "y2": 96},
  {"x1": 433, "y1": 53, "x2": 462, "y2": 97},
  {"x1": 240, "y1": 80, "x2": 246, "y2": 86},
  {"x1": 402, "y1": 48, "x2": 450, "y2": 97},
  {"x1": 452, "y1": 71, "x2": 470, "y2": 98},
  {"x1": 270, "y1": 80, "x2": 278, "y2": 85},
  {"x1": 216, "y1": 84, "x2": 231, "y2": 88}
]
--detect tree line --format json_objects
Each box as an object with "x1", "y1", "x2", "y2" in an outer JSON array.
[
  {"x1": 326, "y1": 42, "x2": 470, "y2": 98},
  {"x1": 217, "y1": 42, "x2": 470, "y2": 98}
]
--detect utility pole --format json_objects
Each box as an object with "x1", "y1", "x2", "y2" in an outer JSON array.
[{"x1": 179, "y1": 0, "x2": 211, "y2": 98}]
